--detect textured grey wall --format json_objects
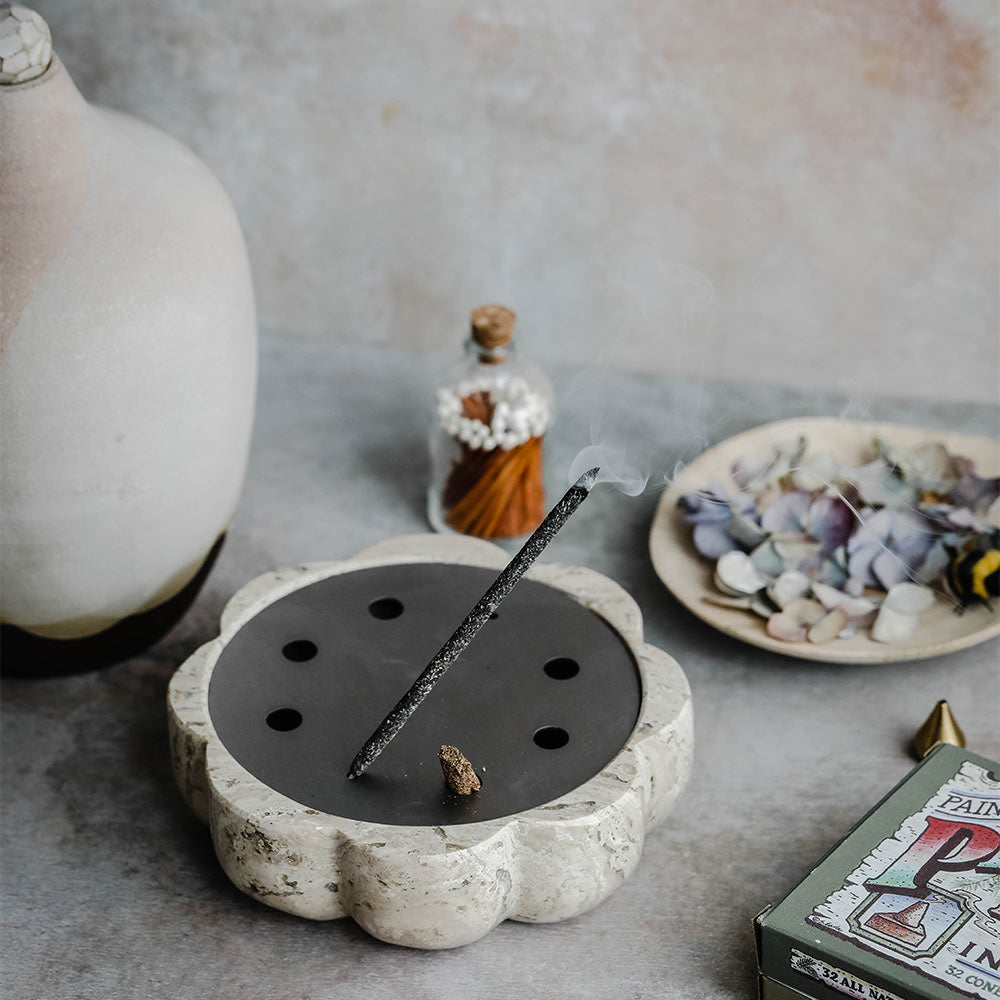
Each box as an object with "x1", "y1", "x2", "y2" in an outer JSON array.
[{"x1": 41, "y1": 0, "x2": 999, "y2": 403}]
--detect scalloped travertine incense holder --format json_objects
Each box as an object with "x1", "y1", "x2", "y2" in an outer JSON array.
[{"x1": 168, "y1": 534, "x2": 693, "y2": 949}]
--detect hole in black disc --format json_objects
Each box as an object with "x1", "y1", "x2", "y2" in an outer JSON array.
[
  {"x1": 282, "y1": 640, "x2": 317, "y2": 662},
  {"x1": 267, "y1": 708, "x2": 302, "y2": 732},
  {"x1": 543, "y1": 657, "x2": 579, "y2": 680},
  {"x1": 533, "y1": 726, "x2": 569, "y2": 750},
  {"x1": 368, "y1": 597, "x2": 404, "y2": 620}
]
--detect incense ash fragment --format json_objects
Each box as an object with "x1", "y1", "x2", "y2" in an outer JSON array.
[{"x1": 438, "y1": 745, "x2": 481, "y2": 795}]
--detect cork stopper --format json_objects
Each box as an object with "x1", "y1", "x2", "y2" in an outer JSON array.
[
  {"x1": 470, "y1": 304, "x2": 516, "y2": 350},
  {"x1": 0, "y1": 5, "x2": 52, "y2": 85}
]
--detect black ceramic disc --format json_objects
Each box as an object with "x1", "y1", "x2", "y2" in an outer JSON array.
[{"x1": 208, "y1": 563, "x2": 642, "y2": 826}]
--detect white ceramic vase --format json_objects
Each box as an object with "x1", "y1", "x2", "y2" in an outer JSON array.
[{"x1": 0, "y1": 36, "x2": 256, "y2": 670}]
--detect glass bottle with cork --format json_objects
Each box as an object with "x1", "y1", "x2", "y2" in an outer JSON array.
[{"x1": 428, "y1": 305, "x2": 553, "y2": 540}]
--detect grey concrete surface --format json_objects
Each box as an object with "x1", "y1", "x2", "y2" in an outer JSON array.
[
  {"x1": 34, "y1": 0, "x2": 1000, "y2": 403},
  {"x1": 2, "y1": 333, "x2": 998, "y2": 999}
]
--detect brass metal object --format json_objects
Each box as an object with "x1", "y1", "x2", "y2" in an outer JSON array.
[{"x1": 911, "y1": 699, "x2": 966, "y2": 760}]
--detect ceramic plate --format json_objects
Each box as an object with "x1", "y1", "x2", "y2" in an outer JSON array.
[{"x1": 649, "y1": 417, "x2": 1000, "y2": 664}]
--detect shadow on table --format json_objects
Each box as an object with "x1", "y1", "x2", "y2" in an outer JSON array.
[{"x1": 0, "y1": 536, "x2": 227, "y2": 679}]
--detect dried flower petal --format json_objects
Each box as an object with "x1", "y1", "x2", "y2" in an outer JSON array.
[
  {"x1": 679, "y1": 488, "x2": 749, "y2": 556},
  {"x1": 810, "y1": 581, "x2": 847, "y2": 610},
  {"x1": 791, "y1": 453, "x2": 840, "y2": 492},
  {"x1": 715, "y1": 550, "x2": 768, "y2": 595},
  {"x1": 752, "y1": 482, "x2": 785, "y2": 514},
  {"x1": 870, "y1": 583, "x2": 934, "y2": 642},
  {"x1": 806, "y1": 495, "x2": 854, "y2": 554},
  {"x1": 760, "y1": 491, "x2": 811, "y2": 534},
  {"x1": 768, "y1": 570, "x2": 811, "y2": 609},
  {"x1": 678, "y1": 488, "x2": 733, "y2": 526},
  {"x1": 702, "y1": 593, "x2": 754, "y2": 611},
  {"x1": 808, "y1": 609, "x2": 849, "y2": 643},
  {"x1": 726, "y1": 510, "x2": 768, "y2": 549},
  {"x1": 950, "y1": 459, "x2": 1000, "y2": 515},
  {"x1": 766, "y1": 612, "x2": 807, "y2": 642},
  {"x1": 812, "y1": 553, "x2": 850, "y2": 589},
  {"x1": 693, "y1": 522, "x2": 741, "y2": 559},
  {"x1": 883, "y1": 582, "x2": 935, "y2": 615},
  {"x1": 871, "y1": 550, "x2": 915, "y2": 590},
  {"x1": 872, "y1": 605, "x2": 919, "y2": 643},
  {"x1": 845, "y1": 458, "x2": 918, "y2": 508},
  {"x1": 847, "y1": 507, "x2": 934, "y2": 588},
  {"x1": 772, "y1": 536, "x2": 823, "y2": 570},
  {"x1": 749, "y1": 540, "x2": 786, "y2": 577},
  {"x1": 783, "y1": 597, "x2": 827, "y2": 627},
  {"x1": 731, "y1": 437, "x2": 806, "y2": 491},
  {"x1": 809, "y1": 581, "x2": 880, "y2": 623},
  {"x1": 913, "y1": 539, "x2": 952, "y2": 584},
  {"x1": 876, "y1": 438, "x2": 961, "y2": 494},
  {"x1": 989, "y1": 497, "x2": 1000, "y2": 530},
  {"x1": 920, "y1": 502, "x2": 991, "y2": 536}
]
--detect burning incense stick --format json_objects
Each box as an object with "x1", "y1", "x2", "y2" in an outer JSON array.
[{"x1": 347, "y1": 467, "x2": 601, "y2": 779}]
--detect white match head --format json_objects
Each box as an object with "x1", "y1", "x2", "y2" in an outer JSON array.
[{"x1": 0, "y1": 4, "x2": 52, "y2": 84}]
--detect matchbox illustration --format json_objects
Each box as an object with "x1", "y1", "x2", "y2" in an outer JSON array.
[{"x1": 809, "y1": 761, "x2": 1000, "y2": 999}]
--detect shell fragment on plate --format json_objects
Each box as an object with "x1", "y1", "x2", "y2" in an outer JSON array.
[
  {"x1": 808, "y1": 608, "x2": 849, "y2": 644},
  {"x1": 783, "y1": 598, "x2": 826, "y2": 628},
  {"x1": 872, "y1": 582, "x2": 936, "y2": 643},
  {"x1": 766, "y1": 612, "x2": 807, "y2": 643},
  {"x1": 767, "y1": 570, "x2": 811, "y2": 609},
  {"x1": 714, "y1": 550, "x2": 767, "y2": 596}
]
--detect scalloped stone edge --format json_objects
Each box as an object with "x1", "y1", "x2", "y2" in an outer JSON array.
[{"x1": 168, "y1": 533, "x2": 693, "y2": 949}]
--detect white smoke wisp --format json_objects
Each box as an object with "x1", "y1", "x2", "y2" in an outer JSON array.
[
  {"x1": 565, "y1": 384, "x2": 711, "y2": 497},
  {"x1": 838, "y1": 397, "x2": 877, "y2": 423},
  {"x1": 568, "y1": 445, "x2": 649, "y2": 496}
]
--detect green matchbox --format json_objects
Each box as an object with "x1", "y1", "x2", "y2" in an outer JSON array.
[{"x1": 755, "y1": 745, "x2": 1000, "y2": 1000}]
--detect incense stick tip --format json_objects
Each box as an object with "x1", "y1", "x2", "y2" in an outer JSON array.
[{"x1": 574, "y1": 467, "x2": 601, "y2": 492}]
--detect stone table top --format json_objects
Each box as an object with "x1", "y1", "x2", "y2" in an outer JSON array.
[{"x1": 3, "y1": 333, "x2": 998, "y2": 999}]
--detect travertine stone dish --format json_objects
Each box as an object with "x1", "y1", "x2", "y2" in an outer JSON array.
[{"x1": 168, "y1": 534, "x2": 693, "y2": 949}]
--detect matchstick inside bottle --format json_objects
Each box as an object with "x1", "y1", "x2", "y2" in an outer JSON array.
[{"x1": 428, "y1": 305, "x2": 552, "y2": 540}]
